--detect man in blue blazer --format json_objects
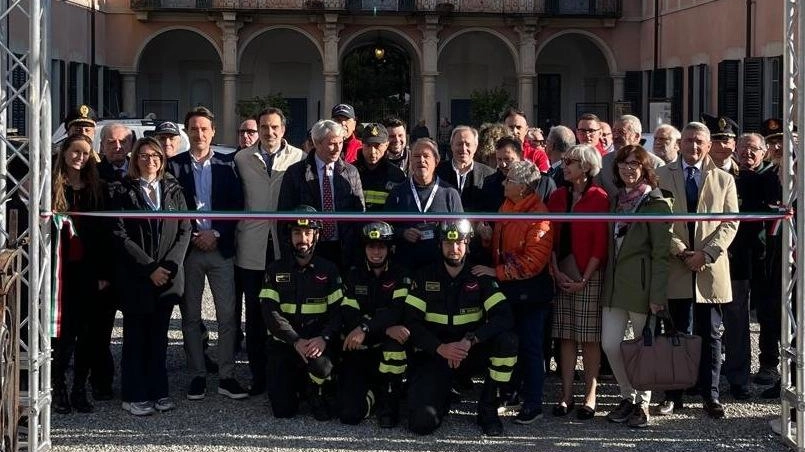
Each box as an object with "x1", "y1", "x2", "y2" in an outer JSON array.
[{"x1": 167, "y1": 107, "x2": 247, "y2": 402}]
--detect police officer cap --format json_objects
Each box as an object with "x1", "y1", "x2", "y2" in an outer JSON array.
[
  {"x1": 700, "y1": 113, "x2": 740, "y2": 140},
  {"x1": 362, "y1": 221, "x2": 394, "y2": 242},
  {"x1": 361, "y1": 123, "x2": 389, "y2": 144},
  {"x1": 64, "y1": 104, "x2": 98, "y2": 129},
  {"x1": 289, "y1": 205, "x2": 322, "y2": 230},
  {"x1": 761, "y1": 118, "x2": 796, "y2": 140},
  {"x1": 439, "y1": 219, "x2": 473, "y2": 242}
]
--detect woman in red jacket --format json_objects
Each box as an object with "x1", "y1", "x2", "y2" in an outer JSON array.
[
  {"x1": 473, "y1": 160, "x2": 554, "y2": 424},
  {"x1": 546, "y1": 144, "x2": 609, "y2": 420}
]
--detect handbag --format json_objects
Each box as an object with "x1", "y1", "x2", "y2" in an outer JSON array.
[{"x1": 620, "y1": 311, "x2": 702, "y2": 391}]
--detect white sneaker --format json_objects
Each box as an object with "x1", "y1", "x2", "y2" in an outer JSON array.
[{"x1": 122, "y1": 401, "x2": 155, "y2": 416}]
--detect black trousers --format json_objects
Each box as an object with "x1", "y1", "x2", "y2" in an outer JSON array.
[
  {"x1": 665, "y1": 299, "x2": 724, "y2": 402},
  {"x1": 237, "y1": 266, "x2": 269, "y2": 387},
  {"x1": 266, "y1": 340, "x2": 334, "y2": 418},
  {"x1": 407, "y1": 331, "x2": 517, "y2": 435},
  {"x1": 52, "y1": 264, "x2": 95, "y2": 392},
  {"x1": 758, "y1": 234, "x2": 783, "y2": 368},
  {"x1": 337, "y1": 339, "x2": 407, "y2": 425},
  {"x1": 722, "y1": 280, "x2": 751, "y2": 386},
  {"x1": 121, "y1": 300, "x2": 174, "y2": 403},
  {"x1": 87, "y1": 285, "x2": 118, "y2": 392}
]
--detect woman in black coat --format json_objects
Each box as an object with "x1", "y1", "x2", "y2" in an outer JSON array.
[{"x1": 109, "y1": 137, "x2": 191, "y2": 416}]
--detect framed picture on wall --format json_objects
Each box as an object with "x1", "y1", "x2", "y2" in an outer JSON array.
[{"x1": 575, "y1": 102, "x2": 609, "y2": 123}]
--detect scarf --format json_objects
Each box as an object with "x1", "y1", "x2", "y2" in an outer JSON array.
[{"x1": 613, "y1": 182, "x2": 651, "y2": 254}]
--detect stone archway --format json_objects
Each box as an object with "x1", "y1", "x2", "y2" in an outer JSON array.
[
  {"x1": 535, "y1": 32, "x2": 614, "y2": 128},
  {"x1": 136, "y1": 29, "x2": 222, "y2": 121},
  {"x1": 340, "y1": 30, "x2": 417, "y2": 126}
]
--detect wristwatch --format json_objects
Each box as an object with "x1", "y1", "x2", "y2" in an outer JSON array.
[{"x1": 360, "y1": 323, "x2": 370, "y2": 333}]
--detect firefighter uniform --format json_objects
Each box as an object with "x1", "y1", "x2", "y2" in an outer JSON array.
[
  {"x1": 404, "y1": 260, "x2": 517, "y2": 435},
  {"x1": 354, "y1": 123, "x2": 407, "y2": 211},
  {"x1": 260, "y1": 254, "x2": 343, "y2": 420},
  {"x1": 338, "y1": 262, "x2": 411, "y2": 426}
]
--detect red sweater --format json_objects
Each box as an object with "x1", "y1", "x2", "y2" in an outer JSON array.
[
  {"x1": 522, "y1": 141, "x2": 550, "y2": 172},
  {"x1": 546, "y1": 185, "x2": 610, "y2": 274},
  {"x1": 343, "y1": 134, "x2": 364, "y2": 164}
]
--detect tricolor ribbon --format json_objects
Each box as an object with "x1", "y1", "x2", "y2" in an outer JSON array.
[{"x1": 50, "y1": 213, "x2": 76, "y2": 338}]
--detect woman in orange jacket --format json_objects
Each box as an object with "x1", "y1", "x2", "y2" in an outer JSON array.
[{"x1": 472, "y1": 160, "x2": 554, "y2": 424}]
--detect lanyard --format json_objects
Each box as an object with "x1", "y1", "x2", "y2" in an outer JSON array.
[{"x1": 410, "y1": 177, "x2": 440, "y2": 213}]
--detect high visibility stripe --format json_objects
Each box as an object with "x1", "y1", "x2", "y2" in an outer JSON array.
[
  {"x1": 392, "y1": 288, "x2": 408, "y2": 299},
  {"x1": 383, "y1": 351, "x2": 406, "y2": 361},
  {"x1": 489, "y1": 368, "x2": 513, "y2": 383},
  {"x1": 280, "y1": 303, "x2": 328, "y2": 315},
  {"x1": 342, "y1": 297, "x2": 360, "y2": 310},
  {"x1": 259, "y1": 288, "x2": 280, "y2": 301},
  {"x1": 327, "y1": 289, "x2": 343, "y2": 304},
  {"x1": 453, "y1": 311, "x2": 483, "y2": 325},
  {"x1": 309, "y1": 373, "x2": 326, "y2": 385},
  {"x1": 484, "y1": 292, "x2": 506, "y2": 311},
  {"x1": 489, "y1": 356, "x2": 517, "y2": 367},
  {"x1": 364, "y1": 389, "x2": 375, "y2": 419},
  {"x1": 364, "y1": 190, "x2": 389, "y2": 205},
  {"x1": 425, "y1": 312, "x2": 449, "y2": 324},
  {"x1": 405, "y1": 295, "x2": 427, "y2": 312},
  {"x1": 378, "y1": 363, "x2": 407, "y2": 375},
  {"x1": 300, "y1": 303, "x2": 328, "y2": 314}
]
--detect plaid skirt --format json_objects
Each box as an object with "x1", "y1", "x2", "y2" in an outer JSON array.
[{"x1": 552, "y1": 270, "x2": 602, "y2": 343}]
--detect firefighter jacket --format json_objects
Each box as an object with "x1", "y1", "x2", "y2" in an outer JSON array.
[
  {"x1": 341, "y1": 262, "x2": 411, "y2": 335},
  {"x1": 260, "y1": 255, "x2": 343, "y2": 345},
  {"x1": 354, "y1": 155, "x2": 407, "y2": 211},
  {"x1": 404, "y1": 261, "x2": 513, "y2": 355}
]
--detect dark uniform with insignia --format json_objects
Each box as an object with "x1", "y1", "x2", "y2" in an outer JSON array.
[
  {"x1": 338, "y1": 222, "x2": 411, "y2": 427},
  {"x1": 404, "y1": 220, "x2": 517, "y2": 436},
  {"x1": 260, "y1": 210, "x2": 343, "y2": 420},
  {"x1": 354, "y1": 123, "x2": 407, "y2": 211},
  {"x1": 62, "y1": 104, "x2": 100, "y2": 161}
]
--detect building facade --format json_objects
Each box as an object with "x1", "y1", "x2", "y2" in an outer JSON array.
[{"x1": 11, "y1": 0, "x2": 784, "y2": 146}]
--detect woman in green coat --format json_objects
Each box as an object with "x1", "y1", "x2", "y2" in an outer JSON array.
[{"x1": 600, "y1": 144, "x2": 672, "y2": 429}]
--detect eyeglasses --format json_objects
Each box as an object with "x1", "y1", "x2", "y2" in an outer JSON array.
[
  {"x1": 578, "y1": 128, "x2": 600, "y2": 135},
  {"x1": 238, "y1": 129, "x2": 258, "y2": 135},
  {"x1": 562, "y1": 157, "x2": 581, "y2": 166},
  {"x1": 743, "y1": 146, "x2": 766, "y2": 153},
  {"x1": 139, "y1": 153, "x2": 162, "y2": 161},
  {"x1": 617, "y1": 161, "x2": 641, "y2": 170}
]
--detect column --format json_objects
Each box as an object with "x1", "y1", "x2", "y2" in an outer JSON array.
[
  {"x1": 217, "y1": 16, "x2": 243, "y2": 144},
  {"x1": 515, "y1": 25, "x2": 537, "y2": 118},
  {"x1": 612, "y1": 72, "x2": 626, "y2": 103},
  {"x1": 319, "y1": 14, "x2": 342, "y2": 114},
  {"x1": 419, "y1": 16, "x2": 441, "y2": 136},
  {"x1": 121, "y1": 71, "x2": 137, "y2": 118}
]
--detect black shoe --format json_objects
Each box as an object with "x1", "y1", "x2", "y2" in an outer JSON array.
[
  {"x1": 218, "y1": 378, "x2": 248, "y2": 400},
  {"x1": 70, "y1": 389, "x2": 94, "y2": 413},
  {"x1": 309, "y1": 388, "x2": 332, "y2": 421},
  {"x1": 187, "y1": 377, "x2": 206, "y2": 400},
  {"x1": 53, "y1": 387, "x2": 71, "y2": 414},
  {"x1": 513, "y1": 407, "x2": 543, "y2": 425},
  {"x1": 761, "y1": 381, "x2": 781, "y2": 399},
  {"x1": 703, "y1": 400, "x2": 725, "y2": 419},
  {"x1": 204, "y1": 354, "x2": 219, "y2": 374},
  {"x1": 477, "y1": 411, "x2": 504, "y2": 436},
  {"x1": 91, "y1": 386, "x2": 114, "y2": 401},
  {"x1": 730, "y1": 384, "x2": 752, "y2": 401},
  {"x1": 576, "y1": 405, "x2": 596, "y2": 420},
  {"x1": 552, "y1": 400, "x2": 575, "y2": 417}
]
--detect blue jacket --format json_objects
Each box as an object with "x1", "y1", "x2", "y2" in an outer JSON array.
[{"x1": 167, "y1": 151, "x2": 244, "y2": 259}]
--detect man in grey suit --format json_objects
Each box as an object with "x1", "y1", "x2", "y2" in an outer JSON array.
[
  {"x1": 655, "y1": 121, "x2": 739, "y2": 419},
  {"x1": 234, "y1": 107, "x2": 306, "y2": 395}
]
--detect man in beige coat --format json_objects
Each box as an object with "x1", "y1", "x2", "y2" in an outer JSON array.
[
  {"x1": 656, "y1": 121, "x2": 738, "y2": 419},
  {"x1": 234, "y1": 107, "x2": 305, "y2": 395}
]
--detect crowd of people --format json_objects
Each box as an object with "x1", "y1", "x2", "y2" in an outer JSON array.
[{"x1": 49, "y1": 100, "x2": 790, "y2": 436}]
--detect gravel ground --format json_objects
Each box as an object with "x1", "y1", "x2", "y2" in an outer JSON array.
[{"x1": 50, "y1": 288, "x2": 787, "y2": 452}]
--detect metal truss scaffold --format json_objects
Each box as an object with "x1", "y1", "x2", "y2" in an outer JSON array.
[
  {"x1": 781, "y1": 1, "x2": 803, "y2": 451},
  {"x1": 0, "y1": 0, "x2": 52, "y2": 450}
]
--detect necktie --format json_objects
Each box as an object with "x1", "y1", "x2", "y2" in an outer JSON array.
[
  {"x1": 146, "y1": 184, "x2": 158, "y2": 208},
  {"x1": 685, "y1": 167, "x2": 699, "y2": 213},
  {"x1": 321, "y1": 166, "x2": 336, "y2": 240},
  {"x1": 262, "y1": 151, "x2": 274, "y2": 176}
]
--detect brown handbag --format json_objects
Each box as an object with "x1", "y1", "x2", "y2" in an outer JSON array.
[{"x1": 620, "y1": 312, "x2": 702, "y2": 391}]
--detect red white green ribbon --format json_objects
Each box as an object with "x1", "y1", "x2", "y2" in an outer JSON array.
[{"x1": 50, "y1": 213, "x2": 76, "y2": 338}]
